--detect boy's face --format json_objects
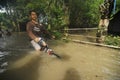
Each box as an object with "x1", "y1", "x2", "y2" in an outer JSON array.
[{"x1": 30, "y1": 12, "x2": 37, "y2": 21}]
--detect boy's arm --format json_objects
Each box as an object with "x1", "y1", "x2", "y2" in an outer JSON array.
[{"x1": 41, "y1": 25, "x2": 53, "y2": 38}]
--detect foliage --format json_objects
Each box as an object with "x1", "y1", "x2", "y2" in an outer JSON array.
[
  {"x1": 69, "y1": 0, "x2": 103, "y2": 28},
  {"x1": 116, "y1": 0, "x2": 120, "y2": 12},
  {"x1": 52, "y1": 31, "x2": 63, "y2": 39},
  {"x1": 104, "y1": 35, "x2": 120, "y2": 47},
  {"x1": 86, "y1": 0, "x2": 103, "y2": 27},
  {"x1": 0, "y1": 0, "x2": 69, "y2": 33},
  {"x1": 0, "y1": 0, "x2": 120, "y2": 34},
  {"x1": 0, "y1": 13, "x2": 12, "y2": 30},
  {"x1": 44, "y1": 0, "x2": 68, "y2": 31}
]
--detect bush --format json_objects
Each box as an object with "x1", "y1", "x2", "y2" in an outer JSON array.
[
  {"x1": 104, "y1": 35, "x2": 120, "y2": 47},
  {"x1": 52, "y1": 31, "x2": 63, "y2": 39}
]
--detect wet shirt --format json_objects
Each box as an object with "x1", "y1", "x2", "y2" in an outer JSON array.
[
  {"x1": 99, "y1": 3, "x2": 110, "y2": 19},
  {"x1": 26, "y1": 21, "x2": 50, "y2": 40}
]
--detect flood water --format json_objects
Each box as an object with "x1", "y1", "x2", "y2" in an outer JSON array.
[{"x1": 0, "y1": 32, "x2": 120, "y2": 80}]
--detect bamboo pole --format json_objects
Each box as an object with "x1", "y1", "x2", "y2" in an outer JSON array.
[
  {"x1": 63, "y1": 28, "x2": 98, "y2": 31},
  {"x1": 71, "y1": 39, "x2": 120, "y2": 50}
]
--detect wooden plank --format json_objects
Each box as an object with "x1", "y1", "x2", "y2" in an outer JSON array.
[
  {"x1": 69, "y1": 34, "x2": 97, "y2": 39},
  {"x1": 63, "y1": 28, "x2": 98, "y2": 30},
  {"x1": 71, "y1": 39, "x2": 120, "y2": 50}
]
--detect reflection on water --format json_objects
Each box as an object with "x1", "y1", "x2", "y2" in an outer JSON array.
[
  {"x1": 0, "y1": 53, "x2": 41, "y2": 80},
  {"x1": 0, "y1": 51, "x2": 9, "y2": 73},
  {"x1": 102, "y1": 51, "x2": 120, "y2": 80},
  {"x1": 0, "y1": 32, "x2": 120, "y2": 80}
]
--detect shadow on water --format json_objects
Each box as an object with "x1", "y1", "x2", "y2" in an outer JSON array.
[
  {"x1": 0, "y1": 54, "x2": 41, "y2": 80},
  {"x1": 63, "y1": 68, "x2": 81, "y2": 80},
  {"x1": 60, "y1": 53, "x2": 71, "y2": 61}
]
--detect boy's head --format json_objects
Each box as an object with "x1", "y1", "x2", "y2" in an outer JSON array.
[{"x1": 29, "y1": 10, "x2": 38, "y2": 21}]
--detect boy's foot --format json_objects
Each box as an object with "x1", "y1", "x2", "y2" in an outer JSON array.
[
  {"x1": 47, "y1": 49, "x2": 53, "y2": 55},
  {"x1": 51, "y1": 53, "x2": 61, "y2": 58},
  {"x1": 47, "y1": 49, "x2": 61, "y2": 59}
]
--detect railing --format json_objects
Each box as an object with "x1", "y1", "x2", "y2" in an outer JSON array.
[
  {"x1": 63, "y1": 27, "x2": 98, "y2": 38},
  {"x1": 63, "y1": 28, "x2": 98, "y2": 31},
  {"x1": 62, "y1": 28, "x2": 120, "y2": 49}
]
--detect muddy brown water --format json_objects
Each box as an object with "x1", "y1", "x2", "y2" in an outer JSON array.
[{"x1": 0, "y1": 32, "x2": 120, "y2": 80}]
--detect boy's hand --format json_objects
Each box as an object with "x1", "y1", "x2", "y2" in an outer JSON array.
[
  {"x1": 52, "y1": 35, "x2": 55, "y2": 39},
  {"x1": 34, "y1": 38, "x2": 40, "y2": 42},
  {"x1": 34, "y1": 37, "x2": 40, "y2": 42},
  {"x1": 35, "y1": 37, "x2": 47, "y2": 46}
]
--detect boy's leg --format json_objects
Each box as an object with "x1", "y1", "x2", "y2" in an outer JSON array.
[
  {"x1": 104, "y1": 19, "x2": 109, "y2": 31},
  {"x1": 30, "y1": 39, "x2": 50, "y2": 54},
  {"x1": 100, "y1": 19, "x2": 109, "y2": 41},
  {"x1": 96, "y1": 18, "x2": 109, "y2": 43},
  {"x1": 31, "y1": 40, "x2": 41, "y2": 51},
  {"x1": 96, "y1": 19, "x2": 103, "y2": 43},
  {"x1": 31, "y1": 39, "x2": 61, "y2": 58}
]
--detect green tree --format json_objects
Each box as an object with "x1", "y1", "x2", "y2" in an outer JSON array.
[
  {"x1": 69, "y1": 0, "x2": 103, "y2": 28},
  {"x1": 0, "y1": 0, "x2": 120, "y2": 32}
]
